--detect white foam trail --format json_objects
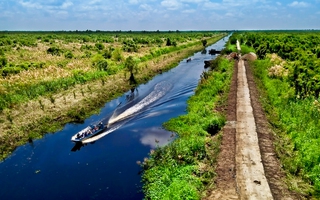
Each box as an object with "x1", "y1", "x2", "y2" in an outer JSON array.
[
  {"x1": 82, "y1": 81, "x2": 172, "y2": 143},
  {"x1": 82, "y1": 123, "x2": 122, "y2": 144},
  {"x1": 107, "y1": 81, "x2": 172, "y2": 126}
]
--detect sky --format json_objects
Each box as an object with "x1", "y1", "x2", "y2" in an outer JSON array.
[{"x1": 0, "y1": 0, "x2": 319, "y2": 31}]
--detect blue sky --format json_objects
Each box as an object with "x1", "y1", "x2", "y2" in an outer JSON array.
[{"x1": 0, "y1": 0, "x2": 319, "y2": 31}]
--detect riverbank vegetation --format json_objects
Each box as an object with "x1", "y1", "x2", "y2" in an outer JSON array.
[
  {"x1": 231, "y1": 31, "x2": 320, "y2": 198},
  {"x1": 141, "y1": 56, "x2": 234, "y2": 199},
  {"x1": 0, "y1": 31, "x2": 227, "y2": 161}
]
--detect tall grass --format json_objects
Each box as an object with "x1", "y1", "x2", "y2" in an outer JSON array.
[
  {"x1": 253, "y1": 59, "x2": 320, "y2": 197},
  {"x1": 0, "y1": 70, "x2": 110, "y2": 111},
  {"x1": 141, "y1": 57, "x2": 234, "y2": 199}
]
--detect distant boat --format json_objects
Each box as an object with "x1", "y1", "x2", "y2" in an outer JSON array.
[
  {"x1": 71, "y1": 122, "x2": 105, "y2": 142},
  {"x1": 208, "y1": 49, "x2": 221, "y2": 55}
]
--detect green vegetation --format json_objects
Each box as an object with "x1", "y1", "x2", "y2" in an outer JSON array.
[
  {"x1": 233, "y1": 31, "x2": 320, "y2": 98},
  {"x1": 0, "y1": 31, "x2": 227, "y2": 161},
  {"x1": 0, "y1": 31, "x2": 225, "y2": 111},
  {"x1": 141, "y1": 57, "x2": 234, "y2": 199},
  {"x1": 124, "y1": 56, "x2": 139, "y2": 85},
  {"x1": 230, "y1": 31, "x2": 320, "y2": 197}
]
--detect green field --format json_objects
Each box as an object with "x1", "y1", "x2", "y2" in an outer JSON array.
[{"x1": 231, "y1": 31, "x2": 320, "y2": 197}]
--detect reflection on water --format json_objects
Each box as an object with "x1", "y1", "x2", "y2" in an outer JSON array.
[
  {"x1": 0, "y1": 35, "x2": 230, "y2": 200},
  {"x1": 137, "y1": 127, "x2": 176, "y2": 149}
]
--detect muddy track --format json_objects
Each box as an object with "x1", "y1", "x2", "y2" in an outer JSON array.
[{"x1": 205, "y1": 59, "x2": 300, "y2": 199}]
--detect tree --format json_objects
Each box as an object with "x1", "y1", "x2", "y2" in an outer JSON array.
[
  {"x1": 202, "y1": 39, "x2": 207, "y2": 47},
  {"x1": 125, "y1": 56, "x2": 139, "y2": 85},
  {"x1": 166, "y1": 38, "x2": 172, "y2": 46}
]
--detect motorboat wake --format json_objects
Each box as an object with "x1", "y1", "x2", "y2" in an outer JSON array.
[{"x1": 70, "y1": 81, "x2": 173, "y2": 144}]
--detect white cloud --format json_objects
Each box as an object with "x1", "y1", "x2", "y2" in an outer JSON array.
[
  {"x1": 288, "y1": 1, "x2": 309, "y2": 8},
  {"x1": 139, "y1": 4, "x2": 153, "y2": 11},
  {"x1": 88, "y1": 0, "x2": 102, "y2": 5},
  {"x1": 180, "y1": 0, "x2": 206, "y2": 3},
  {"x1": 161, "y1": 0, "x2": 183, "y2": 10},
  {"x1": 129, "y1": 0, "x2": 139, "y2": 4},
  {"x1": 61, "y1": 1, "x2": 73, "y2": 9},
  {"x1": 225, "y1": 12, "x2": 234, "y2": 17},
  {"x1": 139, "y1": 127, "x2": 175, "y2": 148},
  {"x1": 19, "y1": 1, "x2": 43, "y2": 9},
  {"x1": 276, "y1": 2, "x2": 281, "y2": 6},
  {"x1": 202, "y1": 2, "x2": 223, "y2": 10},
  {"x1": 182, "y1": 9, "x2": 196, "y2": 13}
]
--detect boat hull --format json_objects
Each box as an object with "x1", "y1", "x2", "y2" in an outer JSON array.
[{"x1": 71, "y1": 123, "x2": 105, "y2": 142}]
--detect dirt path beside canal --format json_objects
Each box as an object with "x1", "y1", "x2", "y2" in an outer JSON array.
[{"x1": 205, "y1": 58, "x2": 301, "y2": 199}]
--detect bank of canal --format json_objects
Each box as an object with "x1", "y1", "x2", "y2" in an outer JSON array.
[{"x1": 0, "y1": 35, "x2": 230, "y2": 200}]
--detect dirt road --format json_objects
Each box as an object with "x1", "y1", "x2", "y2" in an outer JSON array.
[
  {"x1": 205, "y1": 57, "x2": 300, "y2": 199},
  {"x1": 236, "y1": 59, "x2": 272, "y2": 199}
]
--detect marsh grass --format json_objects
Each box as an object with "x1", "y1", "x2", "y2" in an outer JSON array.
[{"x1": 141, "y1": 57, "x2": 233, "y2": 199}]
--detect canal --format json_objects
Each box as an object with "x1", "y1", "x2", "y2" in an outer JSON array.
[{"x1": 0, "y1": 35, "x2": 229, "y2": 200}]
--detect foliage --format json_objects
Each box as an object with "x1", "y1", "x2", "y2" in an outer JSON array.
[
  {"x1": 0, "y1": 56, "x2": 7, "y2": 68},
  {"x1": 47, "y1": 46, "x2": 63, "y2": 56},
  {"x1": 102, "y1": 48, "x2": 113, "y2": 59},
  {"x1": 95, "y1": 43, "x2": 105, "y2": 50},
  {"x1": 0, "y1": 31, "x2": 227, "y2": 111},
  {"x1": 124, "y1": 56, "x2": 140, "y2": 85},
  {"x1": 232, "y1": 31, "x2": 320, "y2": 98},
  {"x1": 122, "y1": 39, "x2": 139, "y2": 52},
  {"x1": 201, "y1": 39, "x2": 207, "y2": 47},
  {"x1": 95, "y1": 59, "x2": 108, "y2": 71},
  {"x1": 253, "y1": 58, "x2": 320, "y2": 196},
  {"x1": 64, "y1": 51, "x2": 74, "y2": 59},
  {"x1": 112, "y1": 48, "x2": 124, "y2": 62},
  {"x1": 245, "y1": 30, "x2": 320, "y2": 196},
  {"x1": 240, "y1": 45, "x2": 255, "y2": 54},
  {"x1": 142, "y1": 57, "x2": 234, "y2": 199},
  {"x1": 0, "y1": 31, "x2": 228, "y2": 163}
]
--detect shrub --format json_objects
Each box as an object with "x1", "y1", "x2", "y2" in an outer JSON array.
[
  {"x1": 240, "y1": 45, "x2": 255, "y2": 54},
  {"x1": 64, "y1": 51, "x2": 74, "y2": 59},
  {"x1": 112, "y1": 48, "x2": 124, "y2": 62},
  {"x1": 1, "y1": 66, "x2": 23, "y2": 76},
  {"x1": 96, "y1": 59, "x2": 108, "y2": 71},
  {"x1": 102, "y1": 49, "x2": 112, "y2": 59},
  {"x1": 82, "y1": 51, "x2": 92, "y2": 58},
  {"x1": 0, "y1": 56, "x2": 7, "y2": 68},
  {"x1": 95, "y1": 43, "x2": 105, "y2": 50},
  {"x1": 80, "y1": 44, "x2": 94, "y2": 51},
  {"x1": 91, "y1": 54, "x2": 104, "y2": 65},
  {"x1": 47, "y1": 46, "x2": 62, "y2": 56}
]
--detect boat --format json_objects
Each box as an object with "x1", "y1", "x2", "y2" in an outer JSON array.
[{"x1": 71, "y1": 122, "x2": 105, "y2": 142}]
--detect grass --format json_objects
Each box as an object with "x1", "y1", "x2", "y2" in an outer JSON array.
[
  {"x1": 0, "y1": 32, "x2": 228, "y2": 161},
  {"x1": 141, "y1": 57, "x2": 234, "y2": 199},
  {"x1": 252, "y1": 58, "x2": 320, "y2": 198}
]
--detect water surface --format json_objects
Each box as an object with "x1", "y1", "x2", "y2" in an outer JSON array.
[{"x1": 0, "y1": 36, "x2": 229, "y2": 200}]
